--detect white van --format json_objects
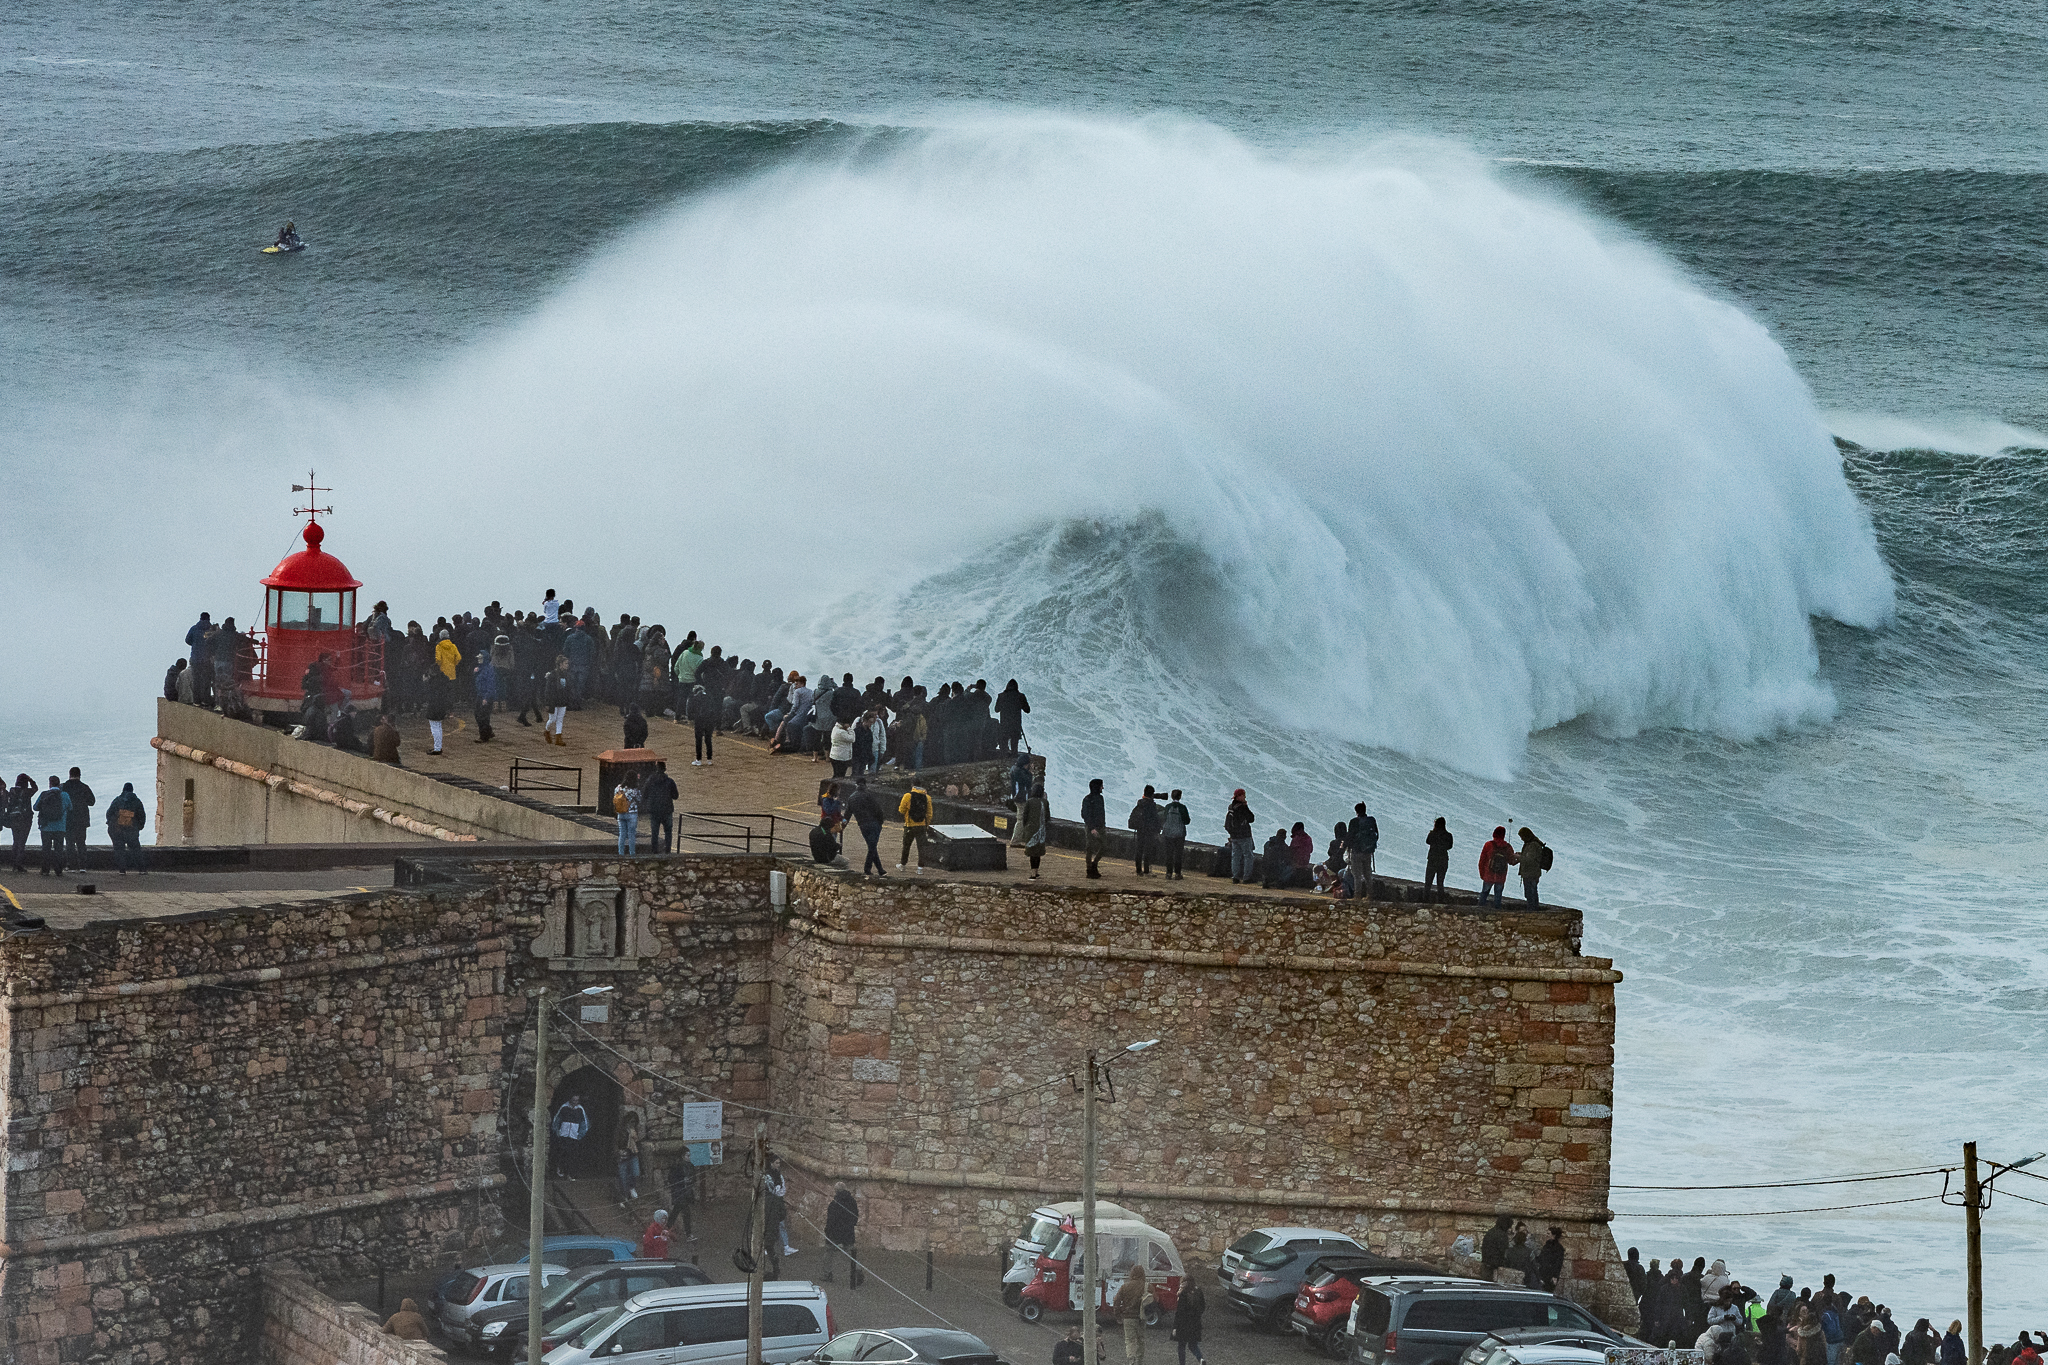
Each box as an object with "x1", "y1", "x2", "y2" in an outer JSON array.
[{"x1": 542, "y1": 1280, "x2": 832, "y2": 1365}]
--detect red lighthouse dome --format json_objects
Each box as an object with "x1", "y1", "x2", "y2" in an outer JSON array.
[{"x1": 247, "y1": 484, "x2": 384, "y2": 713}]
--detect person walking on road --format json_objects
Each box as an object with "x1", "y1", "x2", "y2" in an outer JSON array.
[
  {"x1": 1477, "y1": 826, "x2": 1514, "y2": 907},
  {"x1": 550, "y1": 1092, "x2": 589, "y2": 1177},
  {"x1": 1082, "y1": 778, "x2": 1107, "y2": 879},
  {"x1": 823, "y1": 1182, "x2": 862, "y2": 1287},
  {"x1": 897, "y1": 778, "x2": 933, "y2": 873},
  {"x1": 105, "y1": 782, "x2": 147, "y2": 873},
  {"x1": 1223, "y1": 789, "x2": 1255, "y2": 883},
  {"x1": 1114, "y1": 1265, "x2": 1150, "y2": 1365},
  {"x1": 1172, "y1": 1279, "x2": 1206, "y2": 1365}
]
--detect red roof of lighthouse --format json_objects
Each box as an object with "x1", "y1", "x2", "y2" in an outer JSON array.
[{"x1": 262, "y1": 521, "x2": 363, "y2": 591}]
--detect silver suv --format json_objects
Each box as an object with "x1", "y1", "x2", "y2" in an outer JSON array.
[
  {"x1": 543, "y1": 1279, "x2": 831, "y2": 1365},
  {"x1": 432, "y1": 1262, "x2": 570, "y2": 1340},
  {"x1": 1346, "y1": 1276, "x2": 1629, "y2": 1365}
]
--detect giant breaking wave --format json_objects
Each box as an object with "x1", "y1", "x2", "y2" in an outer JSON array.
[{"x1": 370, "y1": 115, "x2": 1896, "y2": 776}]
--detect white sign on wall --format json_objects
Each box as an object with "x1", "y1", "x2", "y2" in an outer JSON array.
[{"x1": 682, "y1": 1101, "x2": 724, "y2": 1142}]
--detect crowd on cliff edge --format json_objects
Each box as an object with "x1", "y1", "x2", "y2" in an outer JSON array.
[{"x1": 1478, "y1": 1218, "x2": 2040, "y2": 1365}]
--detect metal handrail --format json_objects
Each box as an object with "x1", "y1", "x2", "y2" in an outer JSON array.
[
  {"x1": 674, "y1": 811, "x2": 780, "y2": 856},
  {"x1": 510, "y1": 759, "x2": 583, "y2": 803}
]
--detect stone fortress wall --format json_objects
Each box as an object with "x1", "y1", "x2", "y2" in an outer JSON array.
[{"x1": 1, "y1": 853, "x2": 1625, "y2": 1364}]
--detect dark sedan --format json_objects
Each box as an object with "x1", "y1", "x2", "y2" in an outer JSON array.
[{"x1": 813, "y1": 1328, "x2": 1009, "y2": 1365}]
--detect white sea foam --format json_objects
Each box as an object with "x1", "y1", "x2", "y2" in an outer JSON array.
[
  {"x1": 365, "y1": 115, "x2": 1896, "y2": 775},
  {"x1": 1826, "y1": 410, "x2": 2048, "y2": 458}
]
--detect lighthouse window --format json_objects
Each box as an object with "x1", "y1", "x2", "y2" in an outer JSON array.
[{"x1": 274, "y1": 591, "x2": 348, "y2": 630}]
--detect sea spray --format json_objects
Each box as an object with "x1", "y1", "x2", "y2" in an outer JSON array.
[{"x1": 371, "y1": 116, "x2": 1896, "y2": 774}]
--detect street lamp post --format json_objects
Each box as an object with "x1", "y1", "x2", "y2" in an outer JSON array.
[
  {"x1": 1082, "y1": 1040, "x2": 1158, "y2": 1365},
  {"x1": 1956, "y1": 1143, "x2": 2043, "y2": 1365}
]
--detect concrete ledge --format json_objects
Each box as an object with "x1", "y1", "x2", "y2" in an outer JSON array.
[
  {"x1": 787, "y1": 912, "x2": 1621, "y2": 983},
  {"x1": 776, "y1": 1148, "x2": 1612, "y2": 1222},
  {"x1": 2, "y1": 935, "x2": 509, "y2": 1011},
  {"x1": 262, "y1": 1262, "x2": 450, "y2": 1365},
  {"x1": 0, "y1": 1172, "x2": 503, "y2": 1260}
]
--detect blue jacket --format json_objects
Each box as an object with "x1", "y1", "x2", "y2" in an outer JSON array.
[{"x1": 35, "y1": 788, "x2": 72, "y2": 832}]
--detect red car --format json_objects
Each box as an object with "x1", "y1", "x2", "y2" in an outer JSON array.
[{"x1": 1290, "y1": 1256, "x2": 1436, "y2": 1359}]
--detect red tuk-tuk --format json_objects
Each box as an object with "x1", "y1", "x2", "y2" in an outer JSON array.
[{"x1": 1017, "y1": 1217, "x2": 1186, "y2": 1327}]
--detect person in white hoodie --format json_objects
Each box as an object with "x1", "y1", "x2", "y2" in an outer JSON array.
[
  {"x1": 828, "y1": 718, "x2": 856, "y2": 778},
  {"x1": 1703, "y1": 1259, "x2": 1735, "y2": 1307}
]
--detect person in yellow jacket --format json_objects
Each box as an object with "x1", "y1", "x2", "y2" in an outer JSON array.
[
  {"x1": 897, "y1": 779, "x2": 933, "y2": 874},
  {"x1": 434, "y1": 631, "x2": 461, "y2": 681},
  {"x1": 427, "y1": 630, "x2": 461, "y2": 754}
]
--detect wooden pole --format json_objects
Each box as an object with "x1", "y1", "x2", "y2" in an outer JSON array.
[
  {"x1": 1964, "y1": 1142, "x2": 1983, "y2": 1365},
  {"x1": 527, "y1": 988, "x2": 549, "y2": 1365},
  {"x1": 747, "y1": 1123, "x2": 767, "y2": 1365},
  {"x1": 1082, "y1": 1050, "x2": 1099, "y2": 1365}
]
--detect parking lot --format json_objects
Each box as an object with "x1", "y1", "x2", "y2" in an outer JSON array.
[{"x1": 336, "y1": 1192, "x2": 1341, "y2": 1365}]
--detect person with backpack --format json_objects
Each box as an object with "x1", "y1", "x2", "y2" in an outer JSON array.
[
  {"x1": 1223, "y1": 789, "x2": 1255, "y2": 883},
  {"x1": 1081, "y1": 778, "x2": 1107, "y2": 878},
  {"x1": 1127, "y1": 785, "x2": 1162, "y2": 875},
  {"x1": 897, "y1": 778, "x2": 933, "y2": 873},
  {"x1": 613, "y1": 778, "x2": 641, "y2": 856},
  {"x1": 6, "y1": 774, "x2": 37, "y2": 873},
  {"x1": 1159, "y1": 789, "x2": 1191, "y2": 879},
  {"x1": 1517, "y1": 825, "x2": 1551, "y2": 907},
  {"x1": 1477, "y1": 826, "x2": 1515, "y2": 907},
  {"x1": 105, "y1": 782, "x2": 148, "y2": 873},
  {"x1": 34, "y1": 775, "x2": 72, "y2": 876}
]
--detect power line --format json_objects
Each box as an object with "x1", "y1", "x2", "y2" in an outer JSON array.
[
  {"x1": 782, "y1": 1204, "x2": 965, "y2": 1332},
  {"x1": 1614, "y1": 1195, "x2": 1944, "y2": 1218},
  {"x1": 1994, "y1": 1188, "x2": 2048, "y2": 1209},
  {"x1": 1613, "y1": 1167, "x2": 1951, "y2": 1192}
]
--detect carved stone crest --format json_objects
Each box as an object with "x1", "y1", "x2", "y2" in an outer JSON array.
[{"x1": 531, "y1": 882, "x2": 650, "y2": 970}]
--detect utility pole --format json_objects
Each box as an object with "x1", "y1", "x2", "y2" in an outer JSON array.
[
  {"x1": 1082, "y1": 1049, "x2": 1099, "y2": 1365},
  {"x1": 747, "y1": 1123, "x2": 767, "y2": 1365},
  {"x1": 527, "y1": 987, "x2": 550, "y2": 1365},
  {"x1": 1963, "y1": 1143, "x2": 1984, "y2": 1365}
]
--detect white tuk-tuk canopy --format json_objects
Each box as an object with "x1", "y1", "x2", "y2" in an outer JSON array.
[{"x1": 1085, "y1": 1218, "x2": 1186, "y2": 1278}]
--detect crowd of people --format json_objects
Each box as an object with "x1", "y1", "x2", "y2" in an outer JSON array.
[
  {"x1": 3, "y1": 766, "x2": 148, "y2": 877},
  {"x1": 1482, "y1": 1221, "x2": 2023, "y2": 1365},
  {"x1": 171, "y1": 591, "x2": 1034, "y2": 770}
]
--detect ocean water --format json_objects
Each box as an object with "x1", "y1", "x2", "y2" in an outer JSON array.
[{"x1": 4, "y1": 0, "x2": 2045, "y2": 1330}]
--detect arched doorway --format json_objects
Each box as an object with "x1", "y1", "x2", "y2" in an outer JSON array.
[{"x1": 547, "y1": 1065, "x2": 622, "y2": 1182}]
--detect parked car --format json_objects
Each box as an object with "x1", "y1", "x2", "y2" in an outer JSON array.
[
  {"x1": 1289, "y1": 1255, "x2": 1446, "y2": 1358},
  {"x1": 1218, "y1": 1228, "x2": 1365, "y2": 1329},
  {"x1": 1461, "y1": 1343, "x2": 1612, "y2": 1365},
  {"x1": 1345, "y1": 1276, "x2": 1633, "y2": 1365},
  {"x1": 431, "y1": 1262, "x2": 570, "y2": 1342},
  {"x1": 518, "y1": 1236, "x2": 642, "y2": 1270},
  {"x1": 814, "y1": 1328, "x2": 1008, "y2": 1365},
  {"x1": 1460, "y1": 1330, "x2": 1645, "y2": 1365},
  {"x1": 469, "y1": 1258, "x2": 712, "y2": 1359},
  {"x1": 542, "y1": 1279, "x2": 832, "y2": 1364}
]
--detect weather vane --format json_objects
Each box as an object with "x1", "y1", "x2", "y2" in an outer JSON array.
[{"x1": 290, "y1": 470, "x2": 334, "y2": 523}]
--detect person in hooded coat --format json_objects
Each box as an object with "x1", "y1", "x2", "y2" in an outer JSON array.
[
  {"x1": 1624, "y1": 1248, "x2": 1647, "y2": 1308},
  {"x1": 1017, "y1": 782, "x2": 1051, "y2": 879},
  {"x1": 823, "y1": 1182, "x2": 862, "y2": 1286},
  {"x1": 1480, "y1": 1216, "x2": 1513, "y2": 1278},
  {"x1": 105, "y1": 782, "x2": 148, "y2": 872},
  {"x1": 994, "y1": 679, "x2": 1030, "y2": 754},
  {"x1": 1900, "y1": 1321, "x2": 1940, "y2": 1365},
  {"x1": 1703, "y1": 1259, "x2": 1734, "y2": 1305},
  {"x1": 1535, "y1": 1226, "x2": 1566, "y2": 1292},
  {"x1": 1769, "y1": 1276, "x2": 1799, "y2": 1322},
  {"x1": 623, "y1": 704, "x2": 649, "y2": 750},
  {"x1": 382, "y1": 1298, "x2": 430, "y2": 1339}
]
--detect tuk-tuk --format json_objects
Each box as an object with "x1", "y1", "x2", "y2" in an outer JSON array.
[
  {"x1": 1002, "y1": 1200, "x2": 1136, "y2": 1306},
  {"x1": 1017, "y1": 1216, "x2": 1185, "y2": 1326}
]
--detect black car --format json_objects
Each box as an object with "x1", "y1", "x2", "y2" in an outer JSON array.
[
  {"x1": 1347, "y1": 1276, "x2": 1634, "y2": 1365},
  {"x1": 813, "y1": 1328, "x2": 1009, "y2": 1365},
  {"x1": 1221, "y1": 1234, "x2": 1370, "y2": 1328},
  {"x1": 466, "y1": 1257, "x2": 712, "y2": 1359}
]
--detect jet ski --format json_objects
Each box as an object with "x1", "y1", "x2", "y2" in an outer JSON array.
[{"x1": 261, "y1": 240, "x2": 306, "y2": 254}]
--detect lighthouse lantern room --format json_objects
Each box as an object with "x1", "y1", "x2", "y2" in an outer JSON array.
[{"x1": 247, "y1": 476, "x2": 385, "y2": 714}]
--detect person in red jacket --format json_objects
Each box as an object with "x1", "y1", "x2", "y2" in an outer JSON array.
[
  {"x1": 1477, "y1": 826, "x2": 1516, "y2": 908},
  {"x1": 640, "y1": 1210, "x2": 672, "y2": 1259}
]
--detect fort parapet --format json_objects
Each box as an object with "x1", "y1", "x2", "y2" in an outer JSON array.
[{"x1": 1, "y1": 838, "x2": 1625, "y2": 1364}]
